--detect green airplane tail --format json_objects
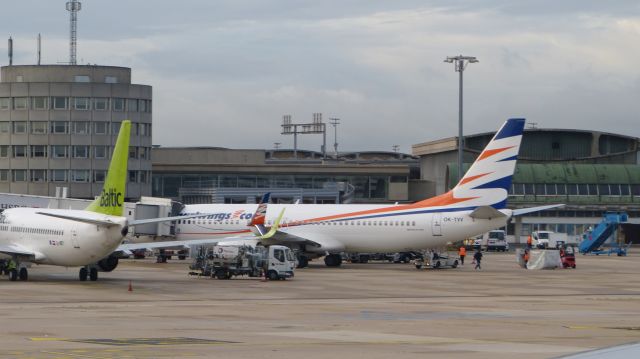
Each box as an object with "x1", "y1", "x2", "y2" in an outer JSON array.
[{"x1": 85, "y1": 121, "x2": 131, "y2": 216}]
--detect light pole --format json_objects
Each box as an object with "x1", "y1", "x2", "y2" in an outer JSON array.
[
  {"x1": 444, "y1": 55, "x2": 478, "y2": 183},
  {"x1": 329, "y1": 118, "x2": 340, "y2": 158}
]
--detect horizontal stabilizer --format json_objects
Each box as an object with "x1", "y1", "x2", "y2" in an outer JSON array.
[
  {"x1": 469, "y1": 206, "x2": 507, "y2": 219},
  {"x1": 513, "y1": 204, "x2": 565, "y2": 216},
  {"x1": 36, "y1": 212, "x2": 120, "y2": 227}
]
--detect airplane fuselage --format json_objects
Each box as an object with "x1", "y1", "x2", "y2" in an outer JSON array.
[
  {"x1": 177, "y1": 203, "x2": 510, "y2": 253},
  {"x1": 0, "y1": 208, "x2": 126, "y2": 266}
]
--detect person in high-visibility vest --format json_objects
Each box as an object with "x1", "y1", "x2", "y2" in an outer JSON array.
[
  {"x1": 527, "y1": 235, "x2": 533, "y2": 249},
  {"x1": 458, "y1": 246, "x2": 467, "y2": 265},
  {"x1": 523, "y1": 249, "x2": 530, "y2": 269}
]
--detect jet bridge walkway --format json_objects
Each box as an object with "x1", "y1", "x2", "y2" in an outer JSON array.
[{"x1": 579, "y1": 212, "x2": 628, "y2": 256}]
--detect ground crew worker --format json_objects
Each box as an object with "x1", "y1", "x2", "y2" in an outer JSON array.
[
  {"x1": 527, "y1": 234, "x2": 533, "y2": 249},
  {"x1": 473, "y1": 250, "x2": 483, "y2": 270},
  {"x1": 458, "y1": 246, "x2": 467, "y2": 265},
  {"x1": 6, "y1": 258, "x2": 16, "y2": 275},
  {"x1": 523, "y1": 249, "x2": 530, "y2": 269}
]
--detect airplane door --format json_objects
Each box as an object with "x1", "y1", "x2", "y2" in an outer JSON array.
[
  {"x1": 431, "y1": 213, "x2": 443, "y2": 236},
  {"x1": 71, "y1": 229, "x2": 80, "y2": 249}
]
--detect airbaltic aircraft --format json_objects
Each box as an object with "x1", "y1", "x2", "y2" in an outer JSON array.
[
  {"x1": 0, "y1": 121, "x2": 201, "y2": 281},
  {"x1": 121, "y1": 118, "x2": 561, "y2": 267}
]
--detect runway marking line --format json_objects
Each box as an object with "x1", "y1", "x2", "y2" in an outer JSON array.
[{"x1": 31, "y1": 337, "x2": 237, "y2": 346}]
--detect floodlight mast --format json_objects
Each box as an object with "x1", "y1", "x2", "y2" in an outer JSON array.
[{"x1": 444, "y1": 55, "x2": 478, "y2": 183}]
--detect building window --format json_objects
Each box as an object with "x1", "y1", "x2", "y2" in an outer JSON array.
[
  {"x1": 30, "y1": 145, "x2": 48, "y2": 158},
  {"x1": 0, "y1": 170, "x2": 8, "y2": 182},
  {"x1": 13, "y1": 169, "x2": 27, "y2": 182},
  {"x1": 105, "y1": 76, "x2": 118, "y2": 84},
  {"x1": 544, "y1": 184, "x2": 556, "y2": 196},
  {"x1": 51, "y1": 145, "x2": 68, "y2": 158},
  {"x1": 30, "y1": 169, "x2": 47, "y2": 182},
  {"x1": 70, "y1": 170, "x2": 90, "y2": 182},
  {"x1": 50, "y1": 121, "x2": 69, "y2": 134},
  {"x1": 0, "y1": 145, "x2": 9, "y2": 158},
  {"x1": 94, "y1": 145, "x2": 108, "y2": 159},
  {"x1": 598, "y1": 184, "x2": 610, "y2": 196},
  {"x1": 13, "y1": 145, "x2": 27, "y2": 158},
  {"x1": 30, "y1": 121, "x2": 48, "y2": 134},
  {"x1": 72, "y1": 145, "x2": 89, "y2": 158},
  {"x1": 12, "y1": 121, "x2": 27, "y2": 134},
  {"x1": 94, "y1": 122, "x2": 108, "y2": 134},
  {"x1": 128, "y1": 170, "x2": 138, "y2": 183},
  {"x1": 13, "y1": 97, "x2": 28, "y2": 110},
  {"x1": 621, "y1": 184, "x2": 630, "y2": 196},
  {"x1": 632, "y1": 185, "x2": 640, "y2": 196},
  {"x1": 32, "y1": 97, "x2": 49, "y2": 110},
  {"x1": 139, "y1": 99, "x2": 147, "y2": 113},
  {"x1": 113, "y1": 98, "x2": 125, "y2": 111},
  {"x1": 52, "y1": 97, "x2": 68, "y2": 110},
  {"x1": 72, "y1": 121, "x2": 90, "y2": 135},
  {"x1": 92, "y1": 97, "x2": 108, "y2": 111},
  {"x1": 139, "y1": 171, "x2": 147, "y2": 183},
  {"x1": 129, "y1": 147, "x2": 137, "y2": 159},
  {"x1": 94, "y1": 170, "x2": 106, "y2": 183},
  {"x1": 74, "y1": 97, "x2": 90, "y2": 110},
  {"x1": 139, "y1": 147, "x2": 148, "y2": 160},
  {"x1": 74, "y1": 75, "x2": 90, "y2": 82},
  {"x1": 567, "y1": 184, "x2": 578, "y2": 195},
  {"x1": 111, "y1": 122, "x2": 121, "y2": 135},
  {"x1": 51, "y1": 170, "x2": 67, "y2": 182},
  {"x1": 610, "y1": 184, "x2": 621, "y2": 196},
  {"x1": 127, "y1": 98, "x2": 138, "y2": 112},
  {"x1": 0, "y1": 98, "x2": 9, "y2": 110},
  {"x1": 0, "y1": 122, "x2": 9, "y2": 134}
]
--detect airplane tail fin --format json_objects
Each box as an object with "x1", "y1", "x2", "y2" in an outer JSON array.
[
  {"x1": 85, "y1": 121, "x2": 131, "y2": 216},
  {"x1": 249, "y1": 192, "x2": 270, "y2": 227},
  {"x1": 451, "y1": 118, "x2": 525, "y2": 209}
]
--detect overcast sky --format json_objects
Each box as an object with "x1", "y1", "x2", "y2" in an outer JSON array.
[{"x1": 2, "y1": 1, "x2": 639, "y2": 152}]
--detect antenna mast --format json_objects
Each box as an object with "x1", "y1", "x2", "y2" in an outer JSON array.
[{"x1": 66, "y1": 0, "x2": 81, "y2": 65}]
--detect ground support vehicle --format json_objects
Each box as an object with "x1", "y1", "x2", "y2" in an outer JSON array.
[
  {"x1": 414, "y1": 251, "x2": 459, "y2": 269},
  {"x1": 393, "y1": 252, "x2": 421, "y2": 263},
  {"x1": 189, "y1": 245, "x2": 295, "y2": 280},
  {"x1": 485, "y1": 230, "x2": 508, "y2": 252},
  {"x1": 560, "y1": 246, "x2": 576, "y2": 268},
  {"x1": 580, "y1": 212, "x2": 629, "y2": 256},
  {"x1": 532, "y1": 231, "x2": 568, "y2": 249}
]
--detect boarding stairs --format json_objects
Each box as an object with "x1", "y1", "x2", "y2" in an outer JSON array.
[{"x1": 579, "y1": 212, "x2": 629, "y2": 256}]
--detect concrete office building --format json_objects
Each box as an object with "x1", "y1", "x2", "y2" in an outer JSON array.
[{"x1": 0, "y1": 65, "x2": 152, "y2": 199}]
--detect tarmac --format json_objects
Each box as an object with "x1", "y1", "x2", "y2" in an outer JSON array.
[{"x1": 1, "y1": 250, "x2": 640, "y2": 359}]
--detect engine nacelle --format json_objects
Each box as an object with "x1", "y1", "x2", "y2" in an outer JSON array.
[{"x1": 96, "y1": 255, "x2": 119, "y2": 272}]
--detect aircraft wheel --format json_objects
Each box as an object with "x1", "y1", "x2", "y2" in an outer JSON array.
[
  {"x1": 9, "y1": 269, "x2": 18, "y2": 281},
  {"x1": 79, "y1": 267, "x2": 88, "y2": 281},
  {"x1": 89, "y1": 267, "x2": 98, "y2": 281}
]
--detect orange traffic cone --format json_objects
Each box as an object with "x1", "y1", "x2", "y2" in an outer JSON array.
[{"x1": 128, "y1": 280, "x2": 133, "y2": 292}]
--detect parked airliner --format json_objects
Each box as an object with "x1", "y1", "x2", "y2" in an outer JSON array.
[
  {"x1": 0, "y1": 121, "x2": 202, "y2": 281},
  {"x1": 121, "y1": 118, "x2": 561, "y2": 267}
]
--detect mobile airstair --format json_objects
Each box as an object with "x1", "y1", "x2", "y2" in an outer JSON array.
[{"x1": 579, "y1": 212, "x2": 629, "y2": 256}]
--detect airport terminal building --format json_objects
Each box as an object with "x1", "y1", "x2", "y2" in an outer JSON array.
[
  {"x1": 413, "y1": 127, "x2": 640, "y2": 242},
  {"x1": 0, "y1": 65, "x2": 153, "y2": 199}
]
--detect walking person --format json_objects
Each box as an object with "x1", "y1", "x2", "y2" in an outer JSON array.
[
  {"x1": 473, "y1": 250, "x2": 483, "y2": 270},
  {"x1": 523, "y1": 249, "x2": 530, "y2": 269},
  {"x1": 527, "y1": 234, "x2": 533, "y2": 249},
  {"x1": 458, "y1": 246, "x2": 467, "y2": 265}
]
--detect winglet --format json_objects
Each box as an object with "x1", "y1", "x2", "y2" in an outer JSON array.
[
  {"x1": 257, "y1": 208, "x2": 285, "y2": 239},
  {"x1": 85, "y1": 121, "x2": 131, "y2": 216}
]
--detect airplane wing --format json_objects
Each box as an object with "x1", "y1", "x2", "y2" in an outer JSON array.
[
  {"x1": 512, "y1": 204, "x2": 565, "y2": 216},
  {"x1": 35, "y1": 212, "x2": 121, "y2": 227}
]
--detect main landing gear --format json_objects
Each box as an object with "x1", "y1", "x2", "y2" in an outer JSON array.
[
  {"x1": 79, "y1": 266, "x2": 99, "y2": 281},
  {"x1": 5, "y1": 257, "x2": 28, "y2": 281},
  {"x1": 324, "y1": 254, "x2": 343, "y2": 267}
]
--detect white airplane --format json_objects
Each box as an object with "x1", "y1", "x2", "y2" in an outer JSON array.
[
  {"x1": 0, "y1": 121, "x2": 203, "y2": 281},
  {"x1": 121, "y1": 118, "x2": 561, "y2": 267}
]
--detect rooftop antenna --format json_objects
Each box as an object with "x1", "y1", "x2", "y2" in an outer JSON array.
[
  {"x1": 66, "y1": 0, "x2": 82, "y2": 65},
  {"x1": 37, "y1": 33, "x2": 41, "y2": 65},
  {"x1": 8, "y1": 37, "x2": 13, "y2": 66}
]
